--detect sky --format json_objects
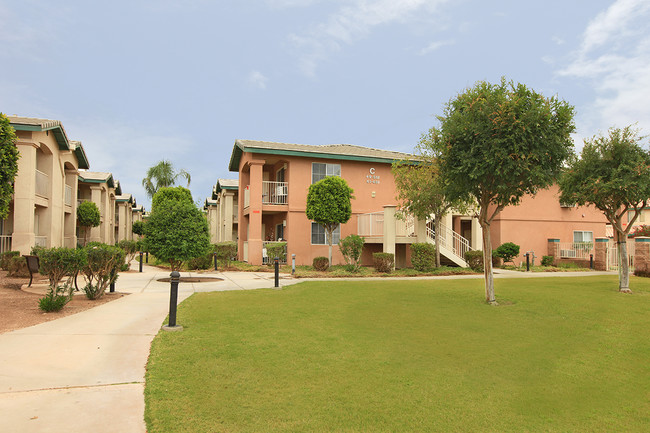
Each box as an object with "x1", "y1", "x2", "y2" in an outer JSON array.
[{"x1": 2, "y1": 0, "x2": 650, "y2": 209}]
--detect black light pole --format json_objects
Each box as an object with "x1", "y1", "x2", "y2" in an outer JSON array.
[
  {"x1": 139, "y1": 251, "x2": 143, "y2": 272},
  {"x1": 145, "y1": 251, "x2": 149, "y2": 263},
  {"x1": 526, "y1": 253, "x2": 530, "y2": 272},
  {"x1": 109, "y1": 268, "x2": 116, "y2": 293},
  {"x1": 214, "y1": 252, "x2": 218, "y2": 271},
  {"x1": 274, "y1": 257, "x2": 280, "y2": 288},
  {"x1": 168, "y1": 271, "x2": 180, "y2": 328}
]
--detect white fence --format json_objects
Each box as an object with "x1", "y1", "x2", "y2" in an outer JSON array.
[
  {"x1": 558, "y1": 242, "x2": 594, "y2": 259},
  {"x1": 35, "y1": 170, "x2": 49, "y2": 198},
  {"x1": 357, "y1": 212, "x2": 384, "y2": 236},
  {"x1": 0, "y1": 235, "x2": 11, "y2": 254},
  {"x1": 262, "y1": 181, "x2": 288, "y2": 205},
  {"x1": 396, "y1": 214, "x2": 415, "y2": 237},
  {"x1": 607, "y1": 240, "x2": 635, "y2": 271}
]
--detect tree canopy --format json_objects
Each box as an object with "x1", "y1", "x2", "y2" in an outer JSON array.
[
  {"x1": 436, "y1": 78, "x2": 575, "y2": 303},
  {"x1": 0, "y1": 113, "x2": 19, "y2": 220},
  {"x1": 142, "y1": 160, "x2": 191, "y2": 199},
  {"x1": 306, "y1": 176, "x2": 354, "y2": 267},
  {"x1": 77, "y1": 201, "x2": 101, "y2": 246},
  {"x1": 144, "y1": 186, "x2": 210, "y2": 271},
  {"x1": 559, "y1": 125, "x2": 650, "y2": 292}
]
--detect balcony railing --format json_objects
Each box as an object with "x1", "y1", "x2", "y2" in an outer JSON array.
[
  {"x1": 358, "y1": 212, "x2": 384, "y2": 236},
  {"x1": 65, "y1": 185, "x2": 73, "y2": 206},
  {"x1": 262, "y1": 181, "x2": 288, "y2": 205},
  {"x1": 35, "y1": 170, "x2": 49, "y2": 198},
  {"x1": 34, "y1": 236, "x2": 47, "y2": 247},
  {"x1": 558, "y1": 242, "x2": 594, "y2": 259},
  {"x1": 0, "y1": 235, "x2": 12, "y2": 254}
]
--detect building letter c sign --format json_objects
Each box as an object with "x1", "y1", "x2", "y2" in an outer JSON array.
[{"x1": 369, "y1": 167, "x2": 375, "y2": 175}]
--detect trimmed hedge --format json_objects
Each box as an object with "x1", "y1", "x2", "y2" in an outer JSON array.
[
  {"x1": 410, "y1": 243, "x2": 436, "y2": 271},
  {"x1": 0, "y1": 250, "x2": 19, "y2": 270},
  {"x1": 541, "y1": 255, "x2": 554, "y2": 266},
  {"x1": 215, "y1": 242, "x2": 238, "y2": 268},
  {"x1": 313, "y1": 256, "x2": 329, "y2": 271},
  {"x1": 373, "y1": 252, "x2": 394, "y2": 273},
  {"x1": 265, "y1": 242, "x2": 287, "y2": 264}
]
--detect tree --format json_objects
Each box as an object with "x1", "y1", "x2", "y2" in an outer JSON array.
[
  {"x1": 77, "y1": 201, "x2": 101, "y2": 246},
  {"x1": 0, "y1": 113, "x2": 20, "y2": 220},
  {"x1": 436, "y1": 78, "x2": 575, "y2": 304},
  {"x1": 393, "y1": 133, "x2": 469, "y2": 267},
  {"x1": 144, "y1": 187, "x2": 211, "y2": 271},
  {"x1": 559, "y1": 126, "x2": 650, "y2": 293},
  {"x1": 142, "y1": 160, "x2": 191, "y2": 199},
  {"x1": 306, "y1": 176, "x2": 354, "y2": 267},
  {"x1": 132, "y1": 220, "x2": 145, "y2": 237}
]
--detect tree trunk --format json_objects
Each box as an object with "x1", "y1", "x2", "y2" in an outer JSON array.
[
  {"x1": 617, "y1": 231, "x2": 631, "y2": 293},
  {"x1": 434, "y1": 216, "x2": 441, "y2": 268},
  {"x1": 327, "y1": 229, "x2": 333, "y2": 268},
  {"x1": 480, "y1": 218, "x2": 496, "y2": 304}
]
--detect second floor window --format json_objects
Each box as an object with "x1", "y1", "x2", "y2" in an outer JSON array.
[{"x1": 312, "y1": 162, "x2": 341, "y2": 184}]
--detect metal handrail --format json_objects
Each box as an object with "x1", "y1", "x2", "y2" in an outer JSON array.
[{"x1": 427, "y1": 222, "x2": 472, "y2": 262}]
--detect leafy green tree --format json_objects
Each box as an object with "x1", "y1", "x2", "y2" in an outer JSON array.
[
  {"x1": 393, "y1": 134, "x2": 469, "y2": 267},
  {"x1": 0, "y1": 113, "x2": 20, "y2": 220},
  {"x1": 436, "y1": 78, "x2": 575, "y2": 304},
  {"x1": 132, "y1": 220, "x2": 145, "y2": 237},
  {"x1": 495, "y1": 242, "x2": 520, "y2": 265},
  {"x1": 338, "y1": 234, "x2": 364, "y2": 272},
  {"x1": 144, "y1": 187, "x2": 211, "y2": 271},
  {"x1": 82, "y1": 243, "x2": 125, "y2": 300},
  {"x1": 38, "y1": 247, "x2": 87, "y2": 311},
  {"x1": 151, "y1": 186, "x2": 193, "y2": 209},
  {"x1": 559, "y1": 126, "x2": 650, "y2": 293},
  {"x1": 77, "y1": 201, "x2": 101, "y2": 246},
  {"x1": 142, "y1": 160, "x2": 191, "y2": 199},
  {"x1": 306, "y1": 176, "x2": 354, "y2": 267}
]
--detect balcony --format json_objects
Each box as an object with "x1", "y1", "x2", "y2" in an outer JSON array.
[
  {"x1": 35, "y1": 170, "x2": 49, "y2": 198},
  {"x1": 0, "y1": 235, "x2": 12, "y2": 254},
  {"x1": 262, "y1": 181, "x2": 288, "y2": 205},
  {"x1": 35, "y1": 236, "x2": 47, "y2": 247},
  {"x1": 65, "y1": 185, "x2": 73, "y2": 206}
]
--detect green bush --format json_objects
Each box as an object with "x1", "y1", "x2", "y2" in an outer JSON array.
[
  {"x1": 410, "y1": 243, "x2": 436, "y2": 272},
  {"x1": 215, "y1": 242, "x2": 237, "y2": 268},
  {"x1": 338, "y1": 234, "x2": 364, "y2": 272},
  {"x1": 495, "y1": 242, "x2": 520, "y2": 264},
  {"x1": 541, "y1": 255, "x2": 554, "y2": 266},
  {"x1": 82, "y1": 243, "x2": 125, "y2": 300},
  {"x1": 373, "y1": 252, "x2": 394, "y2": 273},
  {"x1": 30, "y1": 245, "x2": 45, "y2": 257},
  {"x1": 117, "y1": 239, "x2": 139, "y2": 265},
  {"x1": 465, "y1": 250, "x2": 484, "y2": 271},
  {"x1": 187, "y1": 250, "x2": 214, "y2": 270},
  {"x1": 37, "y1": 247, "x2": 87, "y2": 311},
  {"x1": 265, "y1": 242, "x2": 287, "y2": 264},
  {"x1": 77, "y1": 201, "x2": 101, "y2": 245},
  {"x1": 132, "y1": 220, "x2": 145, "y2": 236},
  {"x1": 0, "y1": 250, "x2": 19, "y2": 270},
  {"x1": 313, "y1": 256, "x2": 329, "y2": 271}
]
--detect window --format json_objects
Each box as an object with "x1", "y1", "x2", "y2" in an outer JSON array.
[
  {"x1": 311, "y1": 222, "x2": 340, "y2": 245},
  {"x1": 573, "y1": 231, "x2": 593, "y2": 243},
  {"x1": 311, "y1": 163, "x2": 341, "y2": 184}
]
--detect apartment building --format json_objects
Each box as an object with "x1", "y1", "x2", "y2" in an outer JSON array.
[
  {"x1": 77, "y1": 172, "x2": 118, "y2": 245},
  {"x1": 115, "y1": 193, "x2": 135, "y2": 242},
  {"x1": 2, "y1": 117, "x2": 89, "y2": 254},
  {"x1": 205, "y1": 179, "x2": 238, "y2": 244}
]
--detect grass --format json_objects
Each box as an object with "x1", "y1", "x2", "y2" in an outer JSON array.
[{"x1": 145, "y1": 275, "x2": 650, "y2": 432}]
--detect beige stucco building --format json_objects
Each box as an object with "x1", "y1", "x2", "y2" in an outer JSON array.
[
  {"x1": 205, "y1": 179, "x2": 238, "y2": 244},
  {"x1": 1, "y1": 117, "x2": 89, "y2": 255},
  {"x1": 115, "y1": 193, "x2": 136, "y2": 242},
  {"x1": 77, "y1": 172, "x2": 118, "y2": 245}
]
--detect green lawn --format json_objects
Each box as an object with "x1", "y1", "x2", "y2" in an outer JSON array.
[{"x1": 145, "y1": 276, "x2": 650, "y2": 432}]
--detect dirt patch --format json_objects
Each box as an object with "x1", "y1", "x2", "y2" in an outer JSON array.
[{"x1": 0, "y1": 270, "x2": 126, "y2": 334}]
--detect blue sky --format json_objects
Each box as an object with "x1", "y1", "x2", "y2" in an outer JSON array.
[{"x1": 2, "y1": 0, "x2": 649, "y2": 209}]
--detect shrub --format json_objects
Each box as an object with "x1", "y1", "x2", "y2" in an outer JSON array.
[
  {"x1": 37, "y1": 247, "x2": 86, "y2": 312},
  {"x1": 410, "y1": 243, "x2": 436, "y2": 272},
  {"x1": 373, "y1": 252, "x2": 394, "y2": 273},
  {"x1": 541, "y1": 255, "x2": 554, "y2": 266},
  {"x1": 313, "y1": 256, "x2": 329, "y2": 271},
  {"x1": 558, "y1": 261, "x2": 581, "y2": 269},
  {"x1": 0, "y1": 250, "x2": 19, "y2": 270},
  {"x1": 634, "y1": 269, "x2": 650, "y2": 278},
  {"x1": 265, "y1": 242, "x2": 287, "y2": 264},
  {"x1": 8, "y1": 255, "x2": 29, "y2": 277},
  {"x1": 631, "y1": 224, "x2": 650, "y2": 237},
  {"x1": 30, "y1": 245, "x2": 45, "y2": 257},
  {"x1": 495, "y1": 242, "x2": 520, "y2": 264},
  {"x1": 215, "y1": 242, "x2": 237, "y2": 268},
  {"x1": 117, "y1": 239, "x2": 139, "y2": 265},
  {"x1": 82, "y1": 243, "x2": 125, "y2": 300},
  {"x1": 187, "y1": 250, "x2": 214, "y2": 270},
  {"x1": 338, "y1": 234, "x2": 364, "y2": 272},
  {"x1": 77, "y1": 201, "x2": 100, "y2": 245},
  {"x1": 465, "y1": 250, "x2": 484, "y2": 271}
]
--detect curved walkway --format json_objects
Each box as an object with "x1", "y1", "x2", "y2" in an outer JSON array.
[{"x1": 0, "y1": 264, "x2": 617, "y2": 432}]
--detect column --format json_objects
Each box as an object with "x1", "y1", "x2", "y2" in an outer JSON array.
[
  {"x1": 117, "y1": 202, "x2": 127, "y2": 241},
  {"x1": 12, "y1": 142, "x2": 37, "y2": 254},
  {"x1": 223, "y1": 192, "x2": 234, "y2": 242},
  {"x1": 247, "y1": 160, "x2": 265, "y2": 265},
  {"x1": 471, "y1": 216, "x2": 482, "y2": 250},
  {"x1": 414, "y1": 216, "x2": 427, "y2": 243},
  {"x1": 594, "y1": 237, "x2": 608, "y2": 271},
  {"x1": 89, "y1": 186, "x2": 102, "y2": 243}
]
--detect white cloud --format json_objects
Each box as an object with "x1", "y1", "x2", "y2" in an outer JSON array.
[
  {"x1": 288, "y1": 0, "x2": 449, "y2": 76},
  {"x1": 558, "y1": 0, "x2": 650, "y2": 137},
  {"x1": 266, "y1": 0, "x2": 320, "y2": 7},
  {"x1": 418, "y1": 39, "x2": 453, "y2": 55},
  {"x1": 552, "y1": 36, "x2": 565, "y2": 45},
  {"x1": 248, "y1": 70, "x2": 269, "y2": 90}
]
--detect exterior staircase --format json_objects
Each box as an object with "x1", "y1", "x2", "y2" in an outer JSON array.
[{"x1": 426, "y1": 222, "x2": 472, "y2": 267}]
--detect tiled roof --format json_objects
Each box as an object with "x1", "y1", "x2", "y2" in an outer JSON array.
[
  {"x1": 217, "y1": 178, "x2": 238, "y2": 188},
  {"x1": 7, "y1": 116, "x2": 63, "y2": 130},
  {"x1": 79, "y1": 171, "x2": 112, "y2": 181}
]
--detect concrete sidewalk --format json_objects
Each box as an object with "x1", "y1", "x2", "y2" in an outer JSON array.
[
  {"x1": 0, "y1": 263, "x2": 618, "y2": 432},
  {"x1": 0, "y1": 263, "x2": 298, "y2": 433}
]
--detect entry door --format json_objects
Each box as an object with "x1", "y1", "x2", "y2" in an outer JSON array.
[
  {"x1": 276, "y1": 223, "x2": 284, "y2": 241},
  {"x1": 460, "y1": 220, "x2": 471, "y2": 242}
]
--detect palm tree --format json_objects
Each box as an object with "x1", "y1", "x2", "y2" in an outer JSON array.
[{"x1": 142, "y1": 160, "x2": 191, "y2": 199}]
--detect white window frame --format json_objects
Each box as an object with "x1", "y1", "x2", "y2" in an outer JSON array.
[
  {"x1": 573, "y1": 230, "x2": 594, "y2": 243},
  {"x1": 311, "y1": 222, "x2": 340, "y2": 245},
  {"x1": 311, "y1": 162, "x2": 341, "y2": 184}
]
